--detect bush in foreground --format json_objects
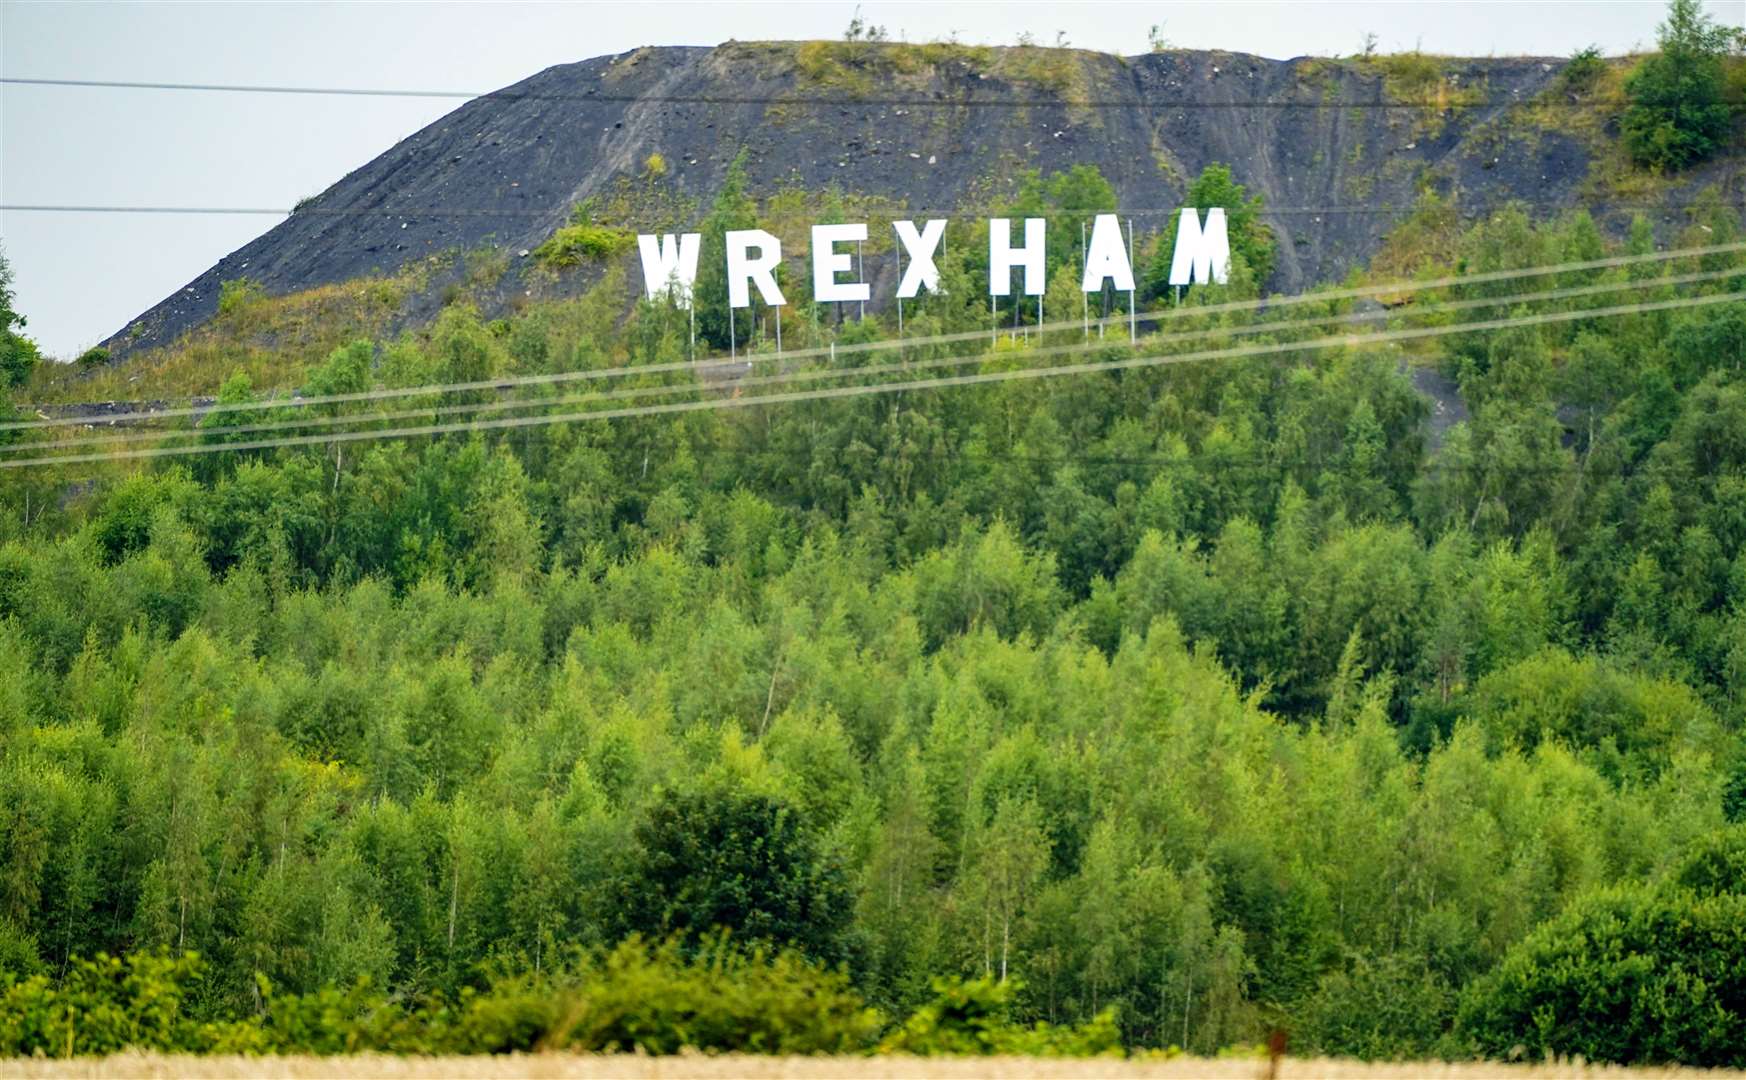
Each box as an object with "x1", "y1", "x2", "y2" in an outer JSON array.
[
  {"x1": 1457, "y1": 885, "x2": 1746, "y2": 1067},
  {"x1": 0, "y1": 940, "x2": 1124, "y2": 1059},
  {"x1": 879, "y1": 976, "x2": 1121, "y2": 1057}
]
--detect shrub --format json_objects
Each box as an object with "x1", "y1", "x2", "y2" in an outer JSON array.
[
  {"x1": 643, "y1": 152, "x2": 668, "y2": 178},
  {"x1": 1295, "y1": 954, "x2": 1455, "y2": 1060},
  {"x1": 1457, "y1": 885, "x2": 1746, "y2": 1066},
  {"x1": 1725, "y1": 758, "x2": 1746, "y2": 823},
  {"x1": 0, "y1": 950, "x2": 209, "y2": 1057},
  {"x1": 550, "y1": 937, "x2": 880, "y2": 1054},
  {"x1": 76, "y1": 346, "x2": 111, "y2": 369},
  {"x1": 216, "y1": 277, "x2": 266, "y2": 316},
  {"x1": 0, "y1": 939, "x2": 881, "y2": 1058},
  {"x1": 880, "y1": 976, "x2": 1121, "y2": 1056},
  {"x1": 0, "y1": 243, "x2": 36, "y2": 388},
  {"x1": 1562, "y1": 46, "x2": 1607, "y2": 92},
  {"x1": 533, "y1": 224, "x2": 635, "y2": 268},
  {"x1": 1673, "y1": 827, "x2": 1746, "y2": 896},
  {"x1": 0, "y1": 332, "x2": 38, "y2": 389},
  {"x1": 0, "y1": 919, "x2": 42, "y2": 988},
  {"x1": 238, "y1": 976, "x2": 413, "y2": 1055}
]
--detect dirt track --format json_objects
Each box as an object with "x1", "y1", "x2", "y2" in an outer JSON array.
[{"x1": 2, "y1": 1056, "x2": 1740, "y2": 1080}]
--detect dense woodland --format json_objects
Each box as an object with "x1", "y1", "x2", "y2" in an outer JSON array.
[{"x1": 3, "y1": 6, "x2": 1746, "y2": 1063}]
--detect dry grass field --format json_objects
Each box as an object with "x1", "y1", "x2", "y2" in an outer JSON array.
[{"x1": 1, "y1": 1057, "x2": 1742, "y2": 1080}]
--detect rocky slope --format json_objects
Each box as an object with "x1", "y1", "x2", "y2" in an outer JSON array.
[{"x1": 105, "y1": 41, "x2": 1745, "y2": 357}]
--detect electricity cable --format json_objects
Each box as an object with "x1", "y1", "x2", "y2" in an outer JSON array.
[
  {"x1": 12, "y1": 261, "x2": 1740, "y2": 455},
  {"x1": 7, "y1": 73, "x2": 1717, "y2": 111},
  {"x1": 5, "y1": 286, "x2": 1739, "y2": 470},
  {"x1": 10, "y1": 237, "x2": 1743, "y2": 434}
]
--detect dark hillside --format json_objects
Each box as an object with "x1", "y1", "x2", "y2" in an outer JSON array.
[{"x1": 105, "y1": 42, "x2": 1745, "y2": 358}]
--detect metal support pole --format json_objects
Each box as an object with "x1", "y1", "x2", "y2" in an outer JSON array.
[
  {"x1": 1081, "y1": 220, "x2": 1089, "y2": 342},
  {"x1": 895, "y1": 233, "x2": 905, "y2": 357},
  {"x1": 1037, "y1": 293, "x2": 1043, "y2": 345},
  {"x1": 857, "y1": 238, "x2": 865, "y2": 322},
  {"x1": 729, "y1": 306, "x2": 736, "y2": 359},
  {"x1": 776, "y1": 305, "x2": 782, "y2": 355},
  {"x1": 1127, "y1": 218, "x2": 1137, "y2": 344}
]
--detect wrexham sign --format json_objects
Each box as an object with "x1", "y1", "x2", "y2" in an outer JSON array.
[{"x1": 635, "y1": 210, "x2": 1231, "y2": 310}]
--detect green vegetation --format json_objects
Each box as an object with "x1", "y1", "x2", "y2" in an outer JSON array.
[
  {"x1": 1144, "y1": 163, "x2": 1275, "y2": 298},
  {"x1": 1623, "y1": 0, "x2": 1741, "y2": 170},
  {"x1": 1562, "y1": 45, "x2": 1607, "y2": 94},
  {"x1": 0, "y1": 940, "x2": 882, "y2": 1056},
  {"x1": 618, "y1": 787, "x2": 855, "y2": 965},
  {"x1": 3, "y1": 151, "x2": 1746, "y2": 1066},
  {"x1": 533, "y1": 207, "x2": 637, "y2": 270},
  {"x1": 791, "y1": 40, "x2": 995, "y2": 95},
  {"x1": 0, "y1": 243, "x2": 40, "y2": 388},
  {"x1": 0, "y1": 939, "x2": 1135, "y2": 1059},
  {"x1": 787, "y1": 39, "x2": 1095, "y2": 102},
  {"x1": 216, "y1": 277, "x2": 266, "y2": 317},
  {"x1": 29, "y1": 268, "x2": 416, "y2": 404},
  {"x1": 1357, "y1": 51, "x2": 1486, "y2": 136},
  {"x1": 1459, "y1": 885, "x2": 1746, "y2": 1067}
]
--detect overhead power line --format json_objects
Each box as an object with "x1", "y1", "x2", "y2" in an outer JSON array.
[
  {"x1": 5, "y1": 287, "x2": 1741, "y2": 470},
  {"x1": 14, "y1": 262, "x2": 1742, "y2": 456},
  {"x1": 1, "y1": 200, "x2": 1731, "y2": 220},
  {"x1": 8, "y1": 73, "x2": 1712, "y2": 111},
  {"x1": 9, "y1": 236, "x2": 1743, "y2": 434}
]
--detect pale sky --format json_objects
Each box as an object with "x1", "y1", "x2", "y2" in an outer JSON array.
[{"x1": 3, "y1": 0, "x2": 1741, "y2": 359}]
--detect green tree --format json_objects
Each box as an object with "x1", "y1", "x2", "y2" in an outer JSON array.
[
  {"x1": 1459, "y1": 885, "x2": 1746, "y2": 1066},
  {"x1": 619, "y1": 786, "x2": 855, "y2": 965},
  {"x1": 962, "y1": 796, "x2": 1050, "y2": 982},
  {"x1": 0, "y1": 243, "x2": 40, "y2": 389},
  {"x1": 1621, "y1": 0, "x2": 1738, "y2": 170},
  {"x1": 693, "y1": 152, "x2": 759, "y2": 350},
  {"x1": 1143, "y1": 164, "x2": 1275, "y2": 299}
]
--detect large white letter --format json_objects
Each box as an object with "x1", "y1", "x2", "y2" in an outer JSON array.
[
  {"x1": 636, "y1": 233, "x2": 701, "y2": 306},
  {"x1": 725, "y1": 229, "x2": 786, "y2": 308},
  {"x1": 1168, "y1": 208, "x2": 1230, "y2": 286},
  {"x1": 989, "y1": 217, "x2": 1046, "y2": 297},
  {"x1": 811, "y1": 223, "x2": 869, "y2": 303},
  {"x1": 1080, "y1": 214, "x2": 1134, "y2": 293},
  {"x1": 894, "y1": 219, "x2": 948, "y2": 298}
]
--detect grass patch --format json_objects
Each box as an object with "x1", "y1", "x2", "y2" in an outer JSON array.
[
  {"x1": 28, "y1": 271, "x2": 420, "y2": 404},
  {"x1": 1358, "y1": 51, "x2": 1487, "y2": 137},
  {"x1": 1365, "y1": 189, "x2": 1462, "y2": 293},
  {"x1": 791, "y1": 40, "x2": 996, "y2": 94},
  {"x1": 991, "y1": 45, "x2": 1087, "y2": 97},
  {"x1": 1519, "y1": 55, "x2": 1631, "y2": 145},
  {"x1": 788, "y1": 41, "x2": 1099, "y2": 102},
  {"x1": 561, "y1": 179, "x2": 698, "y2": 238}
]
